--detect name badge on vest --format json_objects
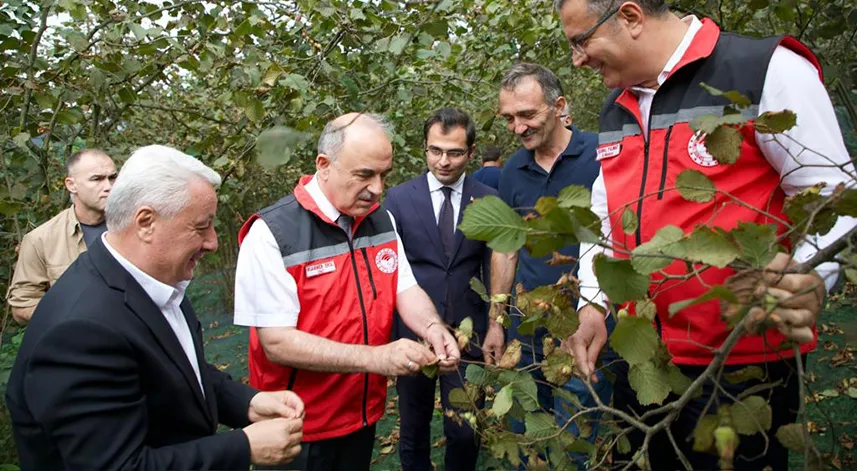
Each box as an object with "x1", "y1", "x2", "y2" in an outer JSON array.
[
  {"x1": 596, "y1": 143, "x2": 622, "y2": 161},
  {"x1": 306, "y1": 260, "x2": 336, "y2": 278}
]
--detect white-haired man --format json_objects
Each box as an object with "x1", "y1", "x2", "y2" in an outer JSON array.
[
  {"x1": 6, "y1": 145, "x2": 305, "y2": 471},
  {"x1": 234, "y1": 113, "x2": 461, "y2": 471}
]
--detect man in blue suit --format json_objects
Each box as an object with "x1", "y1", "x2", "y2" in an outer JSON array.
[{"x1": 385, "y1": 108, "x2": 501, "y2": 471}]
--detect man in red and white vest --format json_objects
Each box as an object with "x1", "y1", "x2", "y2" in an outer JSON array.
[
  {"x1": 556, "y1": 0, "x2": 856, "y2": 468},
  {"x1": 234, "y1": 113, "x2": 460, "y2": 471}
]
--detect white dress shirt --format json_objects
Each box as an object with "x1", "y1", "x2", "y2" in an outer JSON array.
[
  {"x1": 426, "y1": 171, "x2": 466, "y2": 232},
  {"x1": 234, "y1": 175, "x2": 418, "y2": 328},
  {"x1": 577, "y1": 17, "x2": 857, "y2": 310},
  {"x1": 101, "y1": 233, "x2": 204, "y2": 395}
]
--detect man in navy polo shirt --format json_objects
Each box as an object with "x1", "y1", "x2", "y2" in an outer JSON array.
[{"x1": 490, "y1": 63, "x2": 611, "y2": 466}]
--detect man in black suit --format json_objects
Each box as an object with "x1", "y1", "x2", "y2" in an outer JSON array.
[
  {"x1": 6, "y1": 145, "x2": 304, "y2": 471},
  {"x1": 384, "y1": 108, "x2": 502, "y2": 471}
]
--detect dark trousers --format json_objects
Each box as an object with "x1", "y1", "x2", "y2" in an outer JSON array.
[
  {"x1": 269, "y1": 424, "x2": 376, "y2": 471},
  {"x1": 396, "y1": 354, "x2": 483, "y2": 471},
  {"x1": 612, "y1": 357, "x2": 804, "y2": 471}
]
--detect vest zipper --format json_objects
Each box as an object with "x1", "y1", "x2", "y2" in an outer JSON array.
[
  {"x1": 345, "y1": 237, "x2": 371, "y2": 428},
  {"x1": 657, "y1": 125, "x2": 674, "y2": 200},
  {"x1": 360, "y1": 248, "x2": 378, "y2": 299}
]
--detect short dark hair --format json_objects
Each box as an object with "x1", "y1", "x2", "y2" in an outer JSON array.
[
  {"x1": 500, "y1": 63, "x2": 565, "y2": 106},
  {"x1": 482, "y1": 145, "x2": 503, "y2": 163},
  {"x1": 554, "y1": 0, "x2": 669, "y2": 17},
  {"x1": 423, "y1": 108, "x2": 476, "y2": 149},
  {"x1": 66, "y1": 149, "x2": 110, "y2": 176}
]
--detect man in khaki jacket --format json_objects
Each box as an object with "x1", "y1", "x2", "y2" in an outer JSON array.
[{"x1": 7, "y1": 149, "x2": 117, "y2": 324}]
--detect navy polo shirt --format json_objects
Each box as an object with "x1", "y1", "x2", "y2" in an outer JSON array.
[
  {"x1": 498, "y1": 125, "x2": 600, "y2": 351},
  {"x1": 471, "y1": 166, "x2": 501, "y2": 190}
]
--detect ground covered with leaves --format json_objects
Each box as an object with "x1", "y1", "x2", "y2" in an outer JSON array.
[{"x1": 191, "y1": 278, "x2": 857, "y2": 470}]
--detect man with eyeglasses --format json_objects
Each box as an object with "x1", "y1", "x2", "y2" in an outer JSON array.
[
  {"x1": 384, "y1": 108, "x2": 497, "y2": 471},
  {"x1": 556, "y1": 0, "x2": 856, "y2": 469},
  {"x1": 491, "y1": 63, "x2": 608, "y2": 468},
  {"x1": 234, "y1": 113, "x2": 461, "y2": 471}
]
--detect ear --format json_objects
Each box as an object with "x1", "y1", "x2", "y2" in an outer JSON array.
[
  {"x1": 133, "y1": 206, "x2": 157, "y2": 242},
  {"x1": 617, "y1": 1, "x2": 645, "y2": 38},
  {"x1": 65, "y1": 176, "x2": 77, "y2": 195},
  {"x1": 316, "y1": 154, "x2": 332, "y2": 180},
  {"x1": 468, "y1": 145, "x2": 477, "y2": 159},
  {"x1": 554, "y1": 95, "x2": 568, "y2": 116}
]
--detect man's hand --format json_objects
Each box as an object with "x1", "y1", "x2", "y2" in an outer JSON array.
[
  {"x1": 724, "y1": 252, "x2": 825, "y2": 344},
  {"x1": 248, "y1": 390, "x2": 305, "y2": 422},
  {"x1": 562, "y1": 304, "x2": 607, "y2": 383},
  {"x1": 482, "y1": 320, "x2": 505, "y2": 365},
  {"x1": 369, "y1": 339, "x2": 438, "y2": 376},
  {"x1": 244, "y1": 417, "x2": 303, "y2": 465},
  {"x1": 425, "y1": 323, "x2": 461, "y2": 374}
]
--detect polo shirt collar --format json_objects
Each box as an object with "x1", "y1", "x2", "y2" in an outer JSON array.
[
  {"x1": 516, "y1": 125, "x2": 587, "y2": 169},
  {"x1": 65, "y1": 205, "x2": 82, "y2": 237},
  {"x1": 426, "y1": 171, "x2": 465, "y2": 194},
  {"x1": 101, "y1": 233, "x2": 188, "y2": 309}
]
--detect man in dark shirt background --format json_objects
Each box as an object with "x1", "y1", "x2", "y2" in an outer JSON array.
[{"x1": 470, "y1": 145, "x2": 503, "y2": 190}]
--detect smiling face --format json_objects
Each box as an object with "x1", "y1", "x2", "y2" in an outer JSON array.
[
  {"x1": 317, "y1": 118, "x2": 393, "y2": 217},
  {"x1": 425, "y1": 123, "x2": 473, "y2": 185},
  {"x1": 498, "y1": 76, "x2": 566, "y2": 151},
  {"x1": 149, "y1": 177, "x2": 218, "y2": 285},
  {"x1": 559, "y1": 0, "x2": 642, "y2": 89}
]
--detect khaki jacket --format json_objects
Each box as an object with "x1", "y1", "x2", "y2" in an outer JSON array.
[{"x1": 7, "y1": 207, "x2": 86, "y2": 307}]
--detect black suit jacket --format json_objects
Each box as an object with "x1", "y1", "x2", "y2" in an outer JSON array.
[
  {"x1": 5, "y1": 238, "x2": 258, "y2": 470},
  {"x1": 384, "y1": 173, "x2": 496, "y2": 347}
]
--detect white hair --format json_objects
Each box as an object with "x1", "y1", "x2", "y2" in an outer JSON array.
[
  {"x1": 317, "y1": 113, "x2": 394, "y2": 161},
  {"x1": 105, "y1": 145, "x2": 221, "y2": 232}
]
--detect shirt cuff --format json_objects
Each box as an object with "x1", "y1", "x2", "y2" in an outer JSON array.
[{"x1": 233, "y1": 312, "x2": 298, "y2": 328}]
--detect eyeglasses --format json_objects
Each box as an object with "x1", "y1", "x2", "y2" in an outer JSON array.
[
  {"x1": 568, "y1": 3, "x2": 622, "y2": 56},
  {"x1": 426, "y1": 147, "x2": 468, "y2": 159}
]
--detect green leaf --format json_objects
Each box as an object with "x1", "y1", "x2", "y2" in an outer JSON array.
[
  {"x1": 128, "y1": 22, "x2": 148, "y2": 40},
  {"x1": 724, "y1": 366, "x2": 765, "y2": 384},
  {"x1": 775, "y1": 423, "x2": 806, "y2": 452},
  {"x1": 593, "y1": 254, "x2": 650, "y2": 303},
  {"x1": 459, "y1": 195, "x2": 528, "y2": 253},
  {"x1": 631, "y1": 225, "x2": 684, "y2": 275},
  {"x1": 557, "y1": 185, "x2": 591, "y2": 208},
  {"x1": 282, "y1": 73, "x2": 310, "y2": 93},
  {"x1": 492, "y1": 385, "x2": 514, "y2": 417},
  {"x1": 693, "y1": 415, "x2": 719, "y2": 452},
  {"x1": 731, "y1": 222, "x2": 778, "y2": 268},
  {"x1": 683, "y1": 227, "x2": 740, "y2": 268},
  {"x1": 698, "y1": 82, "x2": 752, "y2": 108},
  {"x1": 628, "y1": 361, "x2": 671, "y2": 406},
  {"x1": 704, "y1": 125, "x2": 743, "y2": 164},
  {"x1": 421, "y1": 363, "x2": 438, "y2": 378},
  {"x1": 436, "y1": 40, "x2": 451, "y2": 59},
  {"x1": 524, "y1": 412, "x2": 557, "y2": 440},
  {"x1": 489, "y1": 433, "x2": 521, "y2": 467},
  {"x1": 255, "y1": 126, "x2": 309, "y2": 170},
  {"x1": 731, "y1": 395, "x2": 772, "y2": 435},
  {"x1": 458, "y1": 317, "x2": 473, "y2": 338},
  {"x1": 234, "y1": 19, "x2": 252, "y2": 37},
  {"x1": 635, "y1": 299, "x2": 657, "y2": 321},
  {"x1": 465, "y1": 364, "x2": 489, "y2": 386},
  {"x1": 388, "y1": 34, "x2": 409, "y2": 55},
  {"x1": 118, "y1": 87, "x2": 136, "y2": 104},
  {"x1": 665, "y1": 364, "x2": 693, "y2": 395},
  {"x1": 535, "y1": 196, "x2": 558, "y2": 216},
  {"x1": 668, "y1": 286, "x2": 737, "y2": 317},
  {"x1": 349, "y1": 7, "x2": 367, "y2": 20},
  {"x1": 676, "y1": 169, "x2": 715, "y2": 203},
  {"x1": 470, "y1": 277, "x2": 489, "y2": 302},
  {"x1": 541, "y1": 350, "x2": 574, "y2": 385},
  {"x1": 245, "y1": 98, "x2": 265, "y2": 123},
  {"x1": 544, "y1": 307, "x2": 578, "y2": 340},
  {"x1": 12, "y1": 132, "x2": 30, "y2": 149},
  {"x1": 834, "y1": 189, "x2": 857, "y2": 217},
  {"x1": 212, "y1": 156, "x2": 230, "y2": 168},
  {"x1": 448, "y1": 387, "x2": 473, "y2": 410},
  {"x1": 756, "y1": 110, "x2": 797, "y2": 134},
  {"x1": 783, "y1": 184, "x2": 837, "y2": 236},
  {"x1": 510, "y1": 372, "x2": 540, "y2": 411},
  {"x1": 610, "y1": 315, "x2": 660, "y2": 366},
  {"x1": 621, "y1": 208, "x2": 638, "y2": 234}
]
